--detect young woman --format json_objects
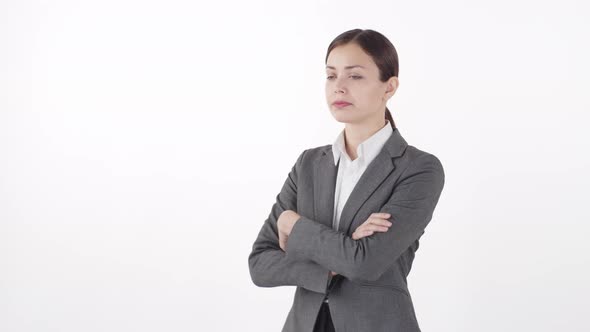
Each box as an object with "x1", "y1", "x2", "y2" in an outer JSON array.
[{"x1": 248, "y1": 29, "x2": 445, "y2": 332}]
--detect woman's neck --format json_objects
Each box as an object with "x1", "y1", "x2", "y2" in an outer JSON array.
[{"x1": 343, "y1": 118, "x2": 388, "y2": 161}]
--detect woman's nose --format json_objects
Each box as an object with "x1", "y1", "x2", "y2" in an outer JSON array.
[{"x1": 334, "y1": 78, "x2": 346, "y2": 93}]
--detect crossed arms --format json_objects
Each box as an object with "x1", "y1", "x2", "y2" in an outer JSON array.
[{"x1": 248, "y1": 149, "x2": 445, "y2": 294}]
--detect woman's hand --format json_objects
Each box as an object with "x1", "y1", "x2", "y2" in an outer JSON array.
[
  {"x1": 352, "y1": 212, "x2": 392, "y2": 240},
  {"x1": 277, "y1": 210, "x2": 300, "y2": 251},
  {"x1": 331, "y1": 212, "x2": 392, "y2": 277}
]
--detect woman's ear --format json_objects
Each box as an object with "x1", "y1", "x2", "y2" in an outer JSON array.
[{"x1": 383, "y1": 76, "x2": 399, "y2": 101}]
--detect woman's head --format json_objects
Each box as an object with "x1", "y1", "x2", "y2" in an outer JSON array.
[{"x1": 325, "y1": 29, "x2": 399, "y2": 129}]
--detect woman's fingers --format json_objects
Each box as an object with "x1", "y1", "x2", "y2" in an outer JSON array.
[
  {"x1": 353, "y1": 224, "x2": 391, "y2": 240},
  {"x1": 363, "y1": 224, "x2": 390, "y2": 232},
  {"x1": 353, "y1": 229, "x2": 376, "y2": 240},
  {"x1": 371, "y1": 212, "x2": 391, "y2": 218},
  {"x1": 369, "y1": 213, "x2": 393, "y2": 225},
  {"x1": 352, "y1": 213, "x2": 394, "y2": 240},
  {"x1": 363, "y1": 216, "x2": 393, "y2": 229},
  {"x1": 370, "y1": 219, "x2": 393, "y2": 227},
  {"x1": 278, "y1": 231, "x2": 288, "y2": 251},
  {"x1": 353, "y1": 230, "x2": 372, "y2": 240}
]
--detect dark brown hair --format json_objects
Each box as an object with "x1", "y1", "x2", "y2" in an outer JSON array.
[{"x1": 325, "y1": 29, "x2": 399, "y2": 129}]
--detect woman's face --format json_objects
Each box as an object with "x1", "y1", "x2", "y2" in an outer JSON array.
[{"x1": 325, "y1": 43, "x2": 397, "y2": 125}]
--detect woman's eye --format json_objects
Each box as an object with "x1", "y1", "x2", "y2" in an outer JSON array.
[{"x1": 326, "y1": 75, "x2": 362, "y2": 80}]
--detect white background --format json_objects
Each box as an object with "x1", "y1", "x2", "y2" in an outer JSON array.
[{"x1": 1, "y1": 0, "x2": 589, "y2": 331}]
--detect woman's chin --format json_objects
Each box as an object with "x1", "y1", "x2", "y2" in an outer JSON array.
[{"x1": 330, "y1": 111, "x2": 358, "y2": 124}]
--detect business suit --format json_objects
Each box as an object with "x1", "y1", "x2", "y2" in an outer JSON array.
[{"x1": 248, "y1": 126, "x2": 445, "y2": 331}]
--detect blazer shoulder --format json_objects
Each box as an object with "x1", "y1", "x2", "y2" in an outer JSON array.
[
  {"x1": 402, "y1": 145, "x2": 445, "y2": 178},
  {"x1": 403, "y1": 145, "x2": 442, "y2": 162},
  {"x1": 295, "y1": 144, "x2": 331, "y2": 163}
]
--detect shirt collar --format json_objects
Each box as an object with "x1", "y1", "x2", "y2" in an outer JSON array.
[{"x1": 332, "y1": 120, "x2": 393, "y2": 166}]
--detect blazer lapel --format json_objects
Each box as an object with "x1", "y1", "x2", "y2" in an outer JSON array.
[
  {"x1": 314, "y1": 127, "x2": 409, "y2": 235},
  {"x1": 314, "y1": 153, "x2": 339, "y2": 228}
]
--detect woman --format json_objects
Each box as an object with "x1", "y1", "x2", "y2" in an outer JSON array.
[{"x1": 248, "y1": 29, "x2": 445, "y2": 332}]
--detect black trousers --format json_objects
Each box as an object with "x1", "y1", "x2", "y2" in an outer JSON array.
[{"x1": 312, "y1": 301, "x2": 335, "y2": 332}]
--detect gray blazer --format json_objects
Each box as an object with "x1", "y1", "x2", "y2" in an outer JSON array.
[{"x1": 248, "y1": 127, "x2": 445, "y2": 332}]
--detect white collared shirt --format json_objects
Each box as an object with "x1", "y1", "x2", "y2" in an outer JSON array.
[{"x1": 331, "y1": 120, "x2": 393, "y2": 232}]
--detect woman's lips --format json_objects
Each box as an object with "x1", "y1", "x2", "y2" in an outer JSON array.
[{"x1": 333, "y1": 102, "x2": 352, "y2": 108}]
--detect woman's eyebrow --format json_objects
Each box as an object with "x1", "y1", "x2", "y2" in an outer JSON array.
[{"x1": 326, "y1": 65, "x2": 366, "y2": 70}]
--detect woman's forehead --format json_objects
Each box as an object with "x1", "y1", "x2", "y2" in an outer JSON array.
[{"x1": 327, "y1": 45, "x2": 376, "y2": 70}]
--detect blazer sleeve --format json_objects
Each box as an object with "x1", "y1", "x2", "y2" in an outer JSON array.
[
  {"x1": 248, "y1": 149, "x2": 332, "y2": 294},
  {"x1": 285, "y1": 152, "x2": 445, "y2": 283}
]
